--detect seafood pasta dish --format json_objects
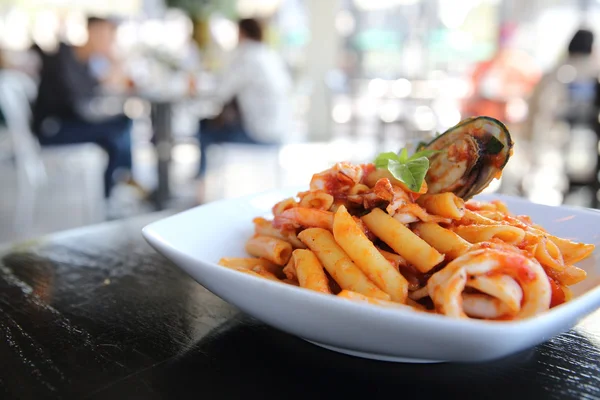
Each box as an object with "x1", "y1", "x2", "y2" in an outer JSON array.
[{"x1": 218, "y1": 117, "x2": 595, "y2": 321}]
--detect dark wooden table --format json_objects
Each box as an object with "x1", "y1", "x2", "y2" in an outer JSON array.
[{"x1": 1, "y1": 212, "x2": 599, "y2": 400}]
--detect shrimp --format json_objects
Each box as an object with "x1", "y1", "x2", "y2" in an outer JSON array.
[
  {"x1": 274, "y1": 207, "x2": 334, "y2": 230},
  {"x1": 310, "y1": 162, "x2": 364, "y2": 195}
]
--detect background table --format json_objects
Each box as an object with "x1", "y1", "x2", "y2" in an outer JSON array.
[{"x1": 0, "y1": 213, "x2": 599, "y2": 399}]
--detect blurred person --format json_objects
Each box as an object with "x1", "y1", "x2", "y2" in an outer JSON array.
[
  {"x1": 525, "y1": 29, "x2": 599, "y2": 141},
  {"x1": 32, "y1": 16, "x2": 139, "y2": 199},
  {"x1": 523, "y1": 29, "x2": 599, "y2": 206},
  {"x1": 196, "y1": 18, "x2": 292, "y2": 190}
]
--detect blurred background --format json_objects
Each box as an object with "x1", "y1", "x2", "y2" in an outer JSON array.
[{"x1": 1, "y1": 0, "x2": 600, "y2": 243}]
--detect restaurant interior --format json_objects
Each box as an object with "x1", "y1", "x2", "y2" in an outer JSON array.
[{"x1": 1, "y1": 0, "x2": 600, "y2": 244}]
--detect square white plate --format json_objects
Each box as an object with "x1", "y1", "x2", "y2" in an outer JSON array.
[{"x1": 142, "y1": 189, "x2": 600, "y2": 363}]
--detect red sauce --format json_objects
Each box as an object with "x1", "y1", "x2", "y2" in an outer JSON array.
[
  {"x1": 548, "y1": 277, "x2": 566, "y2": 308},
  {"x1": 489, "y1": 153, "x2": 506, "y2": 169},
  {"x1": 322, "y1": 175, "x2": 351, "y2": 200},
  {"x1": 360, "y1": 163, "x2": 376, "y2": 182},
  {"x1": 447, "y1": 141, "x2": 471, "y2": 162},
  {"x1": 515, "y1": 215, "x2": 534, "y2": 226},
  {"x1": 465, "y1": 201, "x2": 484, "y2": 211},
  {"x1": 516, "y1": 235, "x2": 538, "y2": 254},
  {"x1": 399, "y1": 264, "x2": 429, "y2": 287},
  {"x1": 503, "y1": 215, "x2": 531, "y2": 230},
  {"x1": 486, "y1": 254, "x2": 537, "y2": 283}
]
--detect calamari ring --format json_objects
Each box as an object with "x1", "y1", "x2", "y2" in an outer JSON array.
[{"x1": 427, "y1": 249, "x2": 551, "y2": 320}]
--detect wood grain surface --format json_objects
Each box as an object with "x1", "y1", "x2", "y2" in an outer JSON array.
[{"x1": 0, "y1": 213, "x2": 599, "y2": 399}]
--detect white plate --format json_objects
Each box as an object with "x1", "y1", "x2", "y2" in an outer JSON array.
[{"x1": 142, "y1": 189, "x2": 600, "y2": 363}]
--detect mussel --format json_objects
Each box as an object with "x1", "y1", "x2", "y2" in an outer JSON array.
[{"x1": 419, "y1": 116, "x2": 513, "y2": 200}]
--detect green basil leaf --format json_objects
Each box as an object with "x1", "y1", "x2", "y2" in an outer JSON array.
[
  {"x1": 386, "y1": 161, "x2": 414, "y2": 189},
  {"x1": 387, "y1": 158, "x2": 430, "y2": 191},
  {"x1": 373, "y1": 147, "x2": 434, "y2": 192},
  {"x1": 404, "y1": 157, "x2": 430, "y2": 191},
  {"x1": 374, "y1": 152, "x2": 399, "y2": 168},
  {"x1": 397, "y1": 148, "x2": 409, "y2": 163},
  {"x1": 408, "y1": 149, "x2": 441, "y2": 161}
]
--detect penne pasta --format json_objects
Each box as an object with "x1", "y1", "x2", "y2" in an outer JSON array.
[
  {"x1": 251, "y1": 266, "x2": 282, "y2": 281},
  {"x1": 460, "y1": 209, "x2": 500, "y2": 225},
  {"x1": 412, "y1": 222, "x2": 472, "y2": 260},
  {"x1": 292, "y1": 249, "x2": 331, "y2": 294},
  {"x1": 362, "y1": 208, "x2": 444, "y2": 273},
  {"x1": 272, "y1": 197, "x2": 298, "y2": 216},
  {"x1": 465, "y1": 200, "x2": 498, "y2": 212},
  {"x1": 298, "y1": 190, "x2": 335, "y2": 210},
  {"x1": 547, "y1": 235, "x2": 595, "y2": 265},
  {"x1": 491, "y1": 200, "x2": 510, "y2": 215},
  {"x1": 416, "y1": 193, "x2": 465, "y2": 220},
  {"x1": 298, "y1": 228, "x2": 391, "y2": 300},
  {"x1": 223, "y1": 265, "x2": 281, "y2": 282},
  {"x1": 348, "y1": 183, "x2": 371, "y2": 195},
  {"x1": 534, "y1": 237, "x2": 565, "y2": 272},
  {"x1": 376, "y1": 248, "x2": 409, "y2": 269},
  {"x1": 478, "y1": 210, "x2": 505, "y2": 221},
  {"x1": 282, "y1": 257, "x2": 297, "y2": 281},
  {"x1": 545, "y1": 264, "x2": 587, "y2": 286},
  {"x1": 218, "y1": 257, "x2": 282, "y2": 276},
  {"x1": 337, "y1": 290, "x2": 416, "y2": 311},
  {"x1": 452, "y1": 224, "x2": 525, "y2": 245},
  {"x1": 245, "y1": 235, "x2": 293, "y2": 265},
  {"x1": 333, "y1": 205, "x2": 408, "y2": 303}
]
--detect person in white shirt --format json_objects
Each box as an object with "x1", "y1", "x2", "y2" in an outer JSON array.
[{"x1": 197, "y1": 18, "x2": 292, "y2": 178}]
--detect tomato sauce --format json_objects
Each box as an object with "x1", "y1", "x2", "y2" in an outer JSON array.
[
  {"x1": 360, "y1": 163, "x2": 376, "y2": 181},
  {"x1": 485, "y1": 254, "x2": 537, "y2": 283},
  {"x1": 548, "y1": 277, "x2": 566, "y2": 308},
  {"x1": 447, "y1": 141, "x2": 471, "y2": 162}
]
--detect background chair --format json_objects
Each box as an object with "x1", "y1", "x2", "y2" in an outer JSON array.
[{"x1": 0, "y1": 70, "x2": 106, "y2": 241}]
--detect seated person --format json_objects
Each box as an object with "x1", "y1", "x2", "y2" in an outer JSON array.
[
  {"x1": 197, "y1": 18, "x2": 292, "y2": 180},
  {"x1": 32, "y1": 16, "x2": 137, "y2": 198}
]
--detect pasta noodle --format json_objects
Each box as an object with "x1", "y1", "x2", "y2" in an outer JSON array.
[
  {"x1": 298, "y1": 228, "x2": 391, "y2": 300},
  {"x1": 452, "y1": 224, "x2": 526, "y2": 244},
  {"x1": 298, "y1": 190, "x2": 334, "y2": 210},
  {"x1": 412, "y1": 222, "x2": 472, "y2": 260},
  {"x1": 416, "y1": 193, "x2": 465, "y2": 220},
  {"x1": 223, "y1": 265, "x2": 281, "y2": 282},
  {"x1": 548, "y1": 235, "x2": 595, "y2": 265},
  {"x1": 333, "y1": 205, "x2": 408, "y2": 302},
  {"x1": 337, "y1": 290, "x2": 417, "y2": 311},
  {"x1": 218, "y1": 257, "x2": 282, "y2": 276},
  {"x1": 245, "y1": 235, "x2": 293, "y2": 266},
  {"x1": 292, "y1": 249, "x2": 331, "y2": 294},
  {"x1": 272, "y1": 197, "x2": 297, "y2": 216},
  {"x1": 218, "y1": 159, "x2": 595, "y2": 321},
  {"x1": 362, "y1": 208, "x2": 444, "y2": 273},
  {"x1": 377, "y1": 248, "x2": 409, "y2": 269}
]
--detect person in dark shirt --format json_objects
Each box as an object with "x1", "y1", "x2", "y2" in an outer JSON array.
[{"x1": 33, "y1": 17, "x2": 134, "y2": 198}]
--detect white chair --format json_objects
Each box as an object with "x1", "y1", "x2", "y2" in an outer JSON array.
[{"x1": 0, "y1": 70, "x2": 106, "y2": 238}]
